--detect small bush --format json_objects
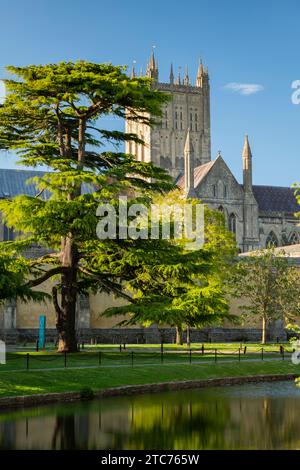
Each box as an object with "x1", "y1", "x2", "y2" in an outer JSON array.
[{"x1": 80, "y1": 387, "x2": 94, "y2": 401}]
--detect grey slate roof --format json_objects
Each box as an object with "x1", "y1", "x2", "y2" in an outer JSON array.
[
  {"x1": 252, "y1": 185, "x2": 299, "y2": 214},
  {"x1": 0, "y1": 168, "x2": 94, "y2": 198},
  {"x1": 0, "y1": 169, "x2": 46, "y2": 198}
]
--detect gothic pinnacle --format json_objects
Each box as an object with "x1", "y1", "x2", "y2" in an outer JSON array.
[
  {"x1": 242, "y1": 135, "x2": 252, "y2": 159},
  {"x1": 184, "y1": 65, "x2": 190, "y2": 86},
  {"x1": 170, "y1": 63, "x2": 174, "y2": 84}
]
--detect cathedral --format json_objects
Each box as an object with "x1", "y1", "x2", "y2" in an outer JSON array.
[{"x1": 125, "y1": 50, "x2": 300, "y2": 253}]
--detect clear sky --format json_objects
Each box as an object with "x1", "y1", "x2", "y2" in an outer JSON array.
[{"x1": 0, "y1": 0, "x2": 299, "y2": 187}]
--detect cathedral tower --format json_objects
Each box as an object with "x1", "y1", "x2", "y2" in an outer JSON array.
[{"x1": 125, "y1": 51, "x2": 211, "y2": 178}]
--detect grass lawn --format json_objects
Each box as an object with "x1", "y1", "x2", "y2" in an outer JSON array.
[
  {"x1": 1, "y1": 346, "x2": 291, "y2": 372},
  {"x1": 0, "y1": 359, "x2": 299, "y2": 398}
]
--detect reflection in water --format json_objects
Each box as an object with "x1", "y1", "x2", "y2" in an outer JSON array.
[{"x1": 1, "y1": 381, "x2": 300, "y2": 450}]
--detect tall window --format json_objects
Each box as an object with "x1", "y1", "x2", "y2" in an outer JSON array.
[
  {"x1": 212, "y1": 185, "x2": 217, "y2": 197},
  {"x1": 229, "y1": 213, "x2": 236, "y2": 234},
  {"x1": 266, "y1": 231, "x2": 278, "y2": 247},
  {"x1": 3, "y1": 225, "x2": 14, "y2": 241},
  {"x1": 224, "y1": 185, "x2": 228, "y2": 198},
  {"x1": 289, "y1": 232, "x2": 299, "y2": 245}
]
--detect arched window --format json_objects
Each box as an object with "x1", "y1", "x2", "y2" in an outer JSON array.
[
  {"x1": 3, "y1": 224, "x2": 14, "y2": 241},
  {"x1": 229, "y1": 213, "x2": 236, "y2": 234},
  {"x1": 218, "y1": 205, "x2": 224, "y2": 213},
  {"x1": 289, "y1": 232, "x2": 299, "y2": 245},
  {"x1": 224, "y1": 185, "x2": 228, "y2": 198},
  {"x1": 212, "y1": 185, "x2": 217, "y2": 197},
  {"x1": 266, "y1": 231, "x2": 278, "y2": 248}
]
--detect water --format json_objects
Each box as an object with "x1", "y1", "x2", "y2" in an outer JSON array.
[{"x1": 1, "y1": 380, "x2": 300, "y2": 450}]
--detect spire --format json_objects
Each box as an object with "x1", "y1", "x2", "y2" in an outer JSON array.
[
  {"x1": 176, "y1": 66, "x2": 181, "y2": 85},
  {"x1": 150, "y1": 47, "x2": 155, "y2": 69},
  {"x1": 196, "y1": 59, "x2": 203, "y2": 87},
  {"x1": 242, "y1": 135, "x2": 253, "y2": 193},
  {"x1": 184, "y1": 128, "x2": 196, "y2": 197},
  {"x1": 242, "y1": 134, "x2": 252, "y2": 160},
  {"x1": 184, "y1": 65, "x2": 190, "y2": 86},
  {"x1": 131, "y1": 61, "x2": 136, "y2": 79},
  {"x1": 169, "y1": 63, "x2": 174, "y2": 85},
  {"x1": 146, "y1": 46, "x2": 158, "y2": 81}
]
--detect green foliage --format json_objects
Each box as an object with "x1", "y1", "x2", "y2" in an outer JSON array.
[
  {"x1": 79, "y1": 386, "x2": 94, "y2": 401},
  {"x1": 231, "y1": 247, "x2": 300, "y2": 342},
  {"x1": 0, "y1": 243, "x2": 49, "y2": 302},
  {"x1": 102, "y1": 191, "x2": 238, "y2": 330}
]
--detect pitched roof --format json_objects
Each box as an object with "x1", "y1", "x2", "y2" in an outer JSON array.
[
  {"x1": 0, "y1": 169, "x2": 46, "y2": 198},
  {"x1": 252, "y1": 185, "x2": 299, "y2": 214},
  {"x1": 0, "y1": 168, "x2": 94, "y2": 198},
  {"x1": 177, "y1": 159, "x2": 216, "y2": 190}
]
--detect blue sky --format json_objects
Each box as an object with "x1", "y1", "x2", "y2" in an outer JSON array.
[{"x1": 0, "y1": 0, "x2": 299, "y2": 187}]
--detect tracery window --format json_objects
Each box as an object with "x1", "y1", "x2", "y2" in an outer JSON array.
[{"x1": 266, "y1": 231, "x2": 278, "y2": 247}]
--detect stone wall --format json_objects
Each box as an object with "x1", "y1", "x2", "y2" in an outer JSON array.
[{"x1": 0, "y1": 325, "x2": 287, "y2": 345}]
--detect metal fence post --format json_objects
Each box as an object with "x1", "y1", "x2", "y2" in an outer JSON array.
[
  {"x1": 214, "y1": 349, "x2": 217, "y2": 362},
  {"x1": 238, "y1": 348, "x2": 241, "y2": 362},
  {"x1": 26, "y1": 353, "x2": 30, "y2": 370},
  {"x1": 161, "y1": 348, "x2": 164, "y2": 364},
  {"x1": 202, "y1": 344, "x2": 204, "y2": 355},
  {"x1": 131, "y1": 351, "x2": 134, "y2": 367},
  {"x1": 64, "y1": 351, "x2": 67, "y2": 368},
  {"x1": 282, "y1": 347, "x2": 285, "y2": 361},
  {"x1": 261, "y1": 347, "x2": 264, "y2": 361},
  {"x1": 189, "y1": 349, "x2": 192, "y2": 364},
  {"x1": 99, "y1": 351, "x2": 102, "y2": 365}
]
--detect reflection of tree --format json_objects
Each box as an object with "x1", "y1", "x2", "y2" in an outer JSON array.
[
  {"x1": 51, "y1": 415, "x2": 76, "y2": 450},
  {"x1": 105, "y1": 399, "x2": 230, "y2": 450}
]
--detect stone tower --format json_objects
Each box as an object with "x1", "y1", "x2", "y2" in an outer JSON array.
[
  {"x1": 242, "y1": 135, "x2": 259, "y2": 251},
  {"x1": 125, "y1": 51, "x2": 211, "y2": 178}
]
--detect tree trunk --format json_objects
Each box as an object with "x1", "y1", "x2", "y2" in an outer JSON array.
[
  {"x1": 262, "y1": 314, "x2": 267, "y2": 344},
  {"x1": 186, "y1": 325, "x2": 191, "y2": 348},
  {"x1": 176, "y1": 324, "x2": 183, "y2": 345},
  {"x1": 55, "y1": 236, "x2": 78, "y2": 352}
]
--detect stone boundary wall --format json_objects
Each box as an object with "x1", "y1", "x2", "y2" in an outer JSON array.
[
  {"x1": 0, "y1": 326, "x2": 287, "y2": 344},
  {"x1": 0, "y1": 373, "x2": 297, "y2": 410}
]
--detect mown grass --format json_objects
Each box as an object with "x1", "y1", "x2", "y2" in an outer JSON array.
[
  {"x1": 0, "y1": 359, "x2": 299, "y2": 398},
  {"x1": 1, "y1": 347, "x2": 291, "y2": 372}
]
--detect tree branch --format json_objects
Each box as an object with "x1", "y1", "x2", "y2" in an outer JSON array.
[
  {"x1": 26, "y1": 266, "x2": 66, "y2": 288},
  {"x1": 78, "y1": 266, "x2": 134, "y2": 302}
]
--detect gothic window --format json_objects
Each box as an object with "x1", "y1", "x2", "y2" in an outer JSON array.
[
  {"x1": 212, "y1": 185, "x2": 217, "y2": 197},
  {"x1": 180, "y1": 112, "x2": 182, "y2": 120},
  {"x1": 190, "y1": 113, "x2": 193, "y2": 122},
  {"x1": 195, "y1": 123, "x2": 198, "y2": 132},
  {"x1": 289, "y1": 232, "x2": 299, "y2": 245},
  {"x1": 218, "y1": 205, "x2": 224, "y2": 213},
  {"x1": 266, "y1": 231, "x2": 278, "y2": 248},
  {"x1": 175, "y1": 121, "x2": 178, "y2": 130},
  {"x1": 229, "y1": 213, "x2": 236, "y2": 234},
  {"x1": 195, "y1": 113, "x2": 198, "y2": 122},
  {"x1": 175, "y1": 111, "x2": 178, "y2": 120},
  {"x1": 3, "y1": 224, "x2": 14, "y2": 241},
  {"x1": 224, "y1": 185, "x2": 228, "y2": 198}
]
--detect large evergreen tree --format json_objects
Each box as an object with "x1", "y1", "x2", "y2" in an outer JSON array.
[{"x1": 0, "y1": 61, "x2": 172, "y2": 351}]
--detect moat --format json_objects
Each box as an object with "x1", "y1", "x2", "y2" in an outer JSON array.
[{"x1": 1, "y1": 380, "x2": 300, "y2": 450}]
